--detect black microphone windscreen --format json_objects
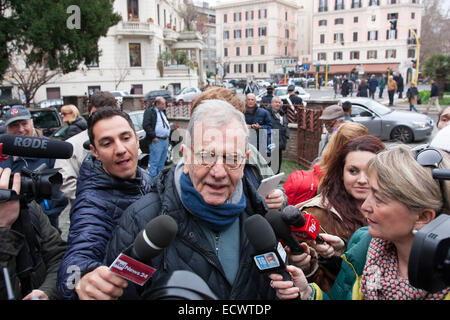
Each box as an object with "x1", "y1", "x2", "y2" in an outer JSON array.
[
  {"x1": 0, "y1": 134, "x2": 73, "y2": 159},
  {"x1": 281, "y1": 205, "x2": 306, "y2": 227},
  {"x1": 266, "y1": 210, "x2": 304, "y2": 254},
  {"x1": 134, "y1": 215, "x2": 178, "y2": 263},
  {"x1": 244, "y1": 214, "x2": 277, "y2": 252}
]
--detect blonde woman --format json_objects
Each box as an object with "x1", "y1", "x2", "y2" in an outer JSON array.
[
  {"x1": 60, "y1": 104, "x2": 87, "y2": 140},
  {"x1": 270, "y1": 146, "x2": 450, "y2": 300}
]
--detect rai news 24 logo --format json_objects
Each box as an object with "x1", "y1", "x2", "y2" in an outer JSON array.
[{"x1": 253, "y1": 243, "x2": 287, "y2": 271}]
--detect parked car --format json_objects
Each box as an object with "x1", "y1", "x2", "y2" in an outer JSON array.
[
  {"x1": 110, "y1": 91, "x2": 129, "y2": 106},
  {"x1": 256, "y1": 79, "x2": 271, "y2": 88},
  {"x1": 174, "y1": 87, "x2": 201, "y2": 103},
  {"x1": 127, "y1": 110, "x2": 182, "y2": 167},
  {"x1": 144, "y1": 89, "x2": 173, "y2": 105},
  {"x1": 274, "y1": 86, "x2": 311, "y2": 102},
  {"x1": 29, "y1": 107, "x2": 63, "y2": 136},
  {"x1": 36, "y1": 98, "x2": 64, "y2": 112},
  {"x1": 339, "y1": 97, "x2": 434, "y2": 143}
]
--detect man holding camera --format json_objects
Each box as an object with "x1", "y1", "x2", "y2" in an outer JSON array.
[
  {"x1": 0, "y1": 167, "x2": 66, "y2": 300},
  {"x1": 0, "y1": 106, "x2": 68, "y2": 232}
]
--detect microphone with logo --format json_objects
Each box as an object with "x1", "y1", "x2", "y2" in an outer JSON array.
[
  {"x1": 281, "y1": 205, "x2": 325, "y2": 244},
  {"x1": 109, "y1": 215, "x2": 178, "y2": 286},
  {"x1": 265, "y1": 210, "x2": 304, "y2": 255},
  {"x1": 0, "y1": 134, "x2": 73, "y2": 159}
]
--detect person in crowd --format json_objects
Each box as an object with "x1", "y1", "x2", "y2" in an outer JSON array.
[
  {"x1": 378, "y1": 74, "x2": 387, "y2": 99},
  {"x1": 142, "y1": 96, "x2": 170, "y2": 179},
  {"x1": 368, "y1": 74, "x2": 378, "y2": 99},
  {"x1": 387, "y1": 76, "x2": 398, "y2": 106},
  {"x1": 292, "y1": 135, "x2": 386, "y2": 293},
  {"x1": 244, "y1": 80, "x2": 259, "y2": 95},
  {"x1": 270, "y1": 146, "x2": 450, "y2": 300},
  {"x1": 426, "y1": 79, "x2": 442, "y2": 114},
  {"x1": 1, "y1": 106, "x2": 68, "y2": 232},
  {"x1": 317, "y1": 105, "x2": 346, "y2": 156},
  {"x1": 342, "y1": 101, "x2": 353, "y2": 121},
  {"x1": 266, "y1": 96, "x2": 289, "y2": 174},
  {"x1": 54, "y1": 91, "x2": 118, "y2": 204},
  {"x1": 60, "y1": 104, "x2": 87, "y2": 140},
  {"x1": 191, "y1": 87, "x2": 286, "y2": 210},
  {"x1": 260, "y1": 86, "x2": 275, "y2": 105},
  {"x1": 286, "y1": 85, "x2": 303, "y2": 107},
  {"x1": 396, "y1": 73, "x2": 405, "y2": 99},
  {"x1": 436, "y1": 106, "x2": 450, "y2": 131},
  {"x1": 244, "y1": 93, "x2": 272, "y2": 154},
  {"x1": 0, "y1": 167, "x2": 66, "y2": 300},
  {"x1": 105, "y1": 100, "x2": 285, "y2": 300},
  {"x1": 357, "y1": 79, "x2": 368, "y2": 98},
  {"x1": 57, "y1": 108, "x2": 152, "y2": 300},
  {"x1": 406, "y1": 82, "x2": 419, "y2": 112},
  {"x1": 340, "y1": 76, "x2": 351, "y2": 98}
]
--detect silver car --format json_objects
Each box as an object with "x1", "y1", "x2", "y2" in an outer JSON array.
[{"x1": 340, "y1": 98, "x2": 433, "y2": 143}]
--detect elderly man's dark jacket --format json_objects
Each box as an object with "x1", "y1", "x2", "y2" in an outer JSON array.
[
  {"x1": 104, "y1": 166, "x2": 280, "y2": 300},
  {"x1": 142, "y1": 105, "x2": 167, "y2": 143}
]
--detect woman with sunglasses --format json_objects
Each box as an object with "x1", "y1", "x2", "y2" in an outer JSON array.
[{"x1": 269, "y1": 146, "x2": 450, "y2": 300}]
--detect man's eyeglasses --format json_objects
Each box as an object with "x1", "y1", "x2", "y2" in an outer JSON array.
[
  {"x1": 193, "y1": 150, "x2": 246, "y2": 170},
  {"x1": 415, "y1": 147, "x2": 448, "y2": 212}
]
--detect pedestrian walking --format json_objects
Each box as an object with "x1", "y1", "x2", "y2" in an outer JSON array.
[
  {"x1": 368, "y1": 74, "x2": 378, "y2": 99},
  {"x1": 378, "y1": 74, "x2": 387, "y2": 99},
  {"x1": 406, "y1": 82, "x2": 419, "y2": 112},
  {"x1": 426, "y1": 79, "x2": 442, "y2": 114},
  {"x1": 387, "y1": 77, "x2": 397, "y2": 106},
  {"x1": 357, "y1": 79, "x2": 368, "y2": 97}
]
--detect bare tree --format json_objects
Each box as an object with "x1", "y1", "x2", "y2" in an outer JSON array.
[
  {"x1": 179, "y1": 0, "x2": 200, "y2": 31},
  {"x1": 420, "y1": 0, "x2": 450, "y2": 62}
]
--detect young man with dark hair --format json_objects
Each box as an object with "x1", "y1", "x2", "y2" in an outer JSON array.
[
  {"x1": 341, "y1": 101, "x2": 353, "y2": 122},
  {"x1": 57, "y1": 108, "x2": 152, "y2": 300}
]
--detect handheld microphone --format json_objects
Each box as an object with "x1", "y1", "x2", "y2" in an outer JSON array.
[
  {"x1": 0, "y1": 134, "x2": 73, "y2": 159},
  {"x1": 109, "y1": 215, "x2": 178, "y2": 286},
  {"x1": 281, "y1": 205, "x2": 325, "y2": 244},
  {"x1": 244, "y1": 214, "x2": 287, "y2": 274},
  {"x1": 265, "y1": 210, "x2": 304, "y2": 255}
]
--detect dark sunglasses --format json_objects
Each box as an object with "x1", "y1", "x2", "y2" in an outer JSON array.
[{"x1": 415, "y1": 148, "x2": 448, "y2": 213}]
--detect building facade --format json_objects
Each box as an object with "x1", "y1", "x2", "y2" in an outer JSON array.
[
  {"x1": 215, "y1": 0, "x2": 304, "y2": 80},
  {"x1": 6, "y1": 0, "x2": 205, "y2": 103},
  {"x1": 312, "y1": 0, "x2": 423, "y2": 80}
]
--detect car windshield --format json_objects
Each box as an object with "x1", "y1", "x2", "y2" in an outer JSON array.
[
  {"x1": 367, "y1": 99, "x2": 392, "y2": 116},
  {"x1": 274, "y1": 88, "x2": 287, "y2": 96}
]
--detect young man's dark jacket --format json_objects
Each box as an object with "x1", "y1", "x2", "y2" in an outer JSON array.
[
  {"x1": 0, "y1": 201, "x2": 66, "y2": 300},
  {"x1": 142, "y1": 105, "x2": 168, "y2": 143},
  {"x1": 57, "y1": 154, "x2": 152, "y2": 300},
  {"x1": 105, "y1": 166, "x2": 281, "y2": 300}
]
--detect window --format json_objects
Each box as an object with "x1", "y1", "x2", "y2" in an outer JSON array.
[
  {"x1": 260, "y1": 45, "x2": 265, "y2": 54},
  {"x1": 411, "y1": 12, "x2": 415, "y2": 19},
  {"x1": 351, "y1": 0, "x2": 361, "y2": 8},
  {"x1": 131, "y1": 84, "x2": 143, "y2": 95},
  {"x1": 285, "y1": 29, "x2": 289, "y2": 38},
  {"x1": 385, "y1": 49, "x2": 396, "y2": 58},
  {"x1": 333, "y1": 51, "x2": 343, "y2": 60},
  {"x1": 369, "y1": 0, "x2": 379, "y2": 6},
  {"x1": 368, "y1": 30, "x2": 378, "y2": 41},
  {"x1": 318, "y1": 19, "x2": 327, "y2": 26},
  {"x1": 245, "y1": 63, "x2": 254, "y2": 73},
  {"x1": 245, "y1": 10, "x2": 254, "y2": 20},
  {"x1": 386, "y1": 29, "x2": 397, "y2": 40},
  {"x1": 224, "y1": 47, "x2": 228, "y2": 57},
  {"x1": 245, "y1": 28, "x2": 254, "y2": 38},
  {"x1": 285, "y1": 12, "x2": 288, "y2": 21},
  {"x1": 335, "y1": 18, "x2": 344, "y2": 24},
  {"x1": 258, "y1": 9, "x2": 267, "y2": 19},
  {"x1": 320, "y1": 34, "x2": 325, "y2": 44},
  {"x1": 408, "y1": 48, "x2": 416, "y2": 58},
  {"x1": 127, "y1": 0, "x2": 139, "y2": 20},
  {"x1": 318, "y1": 52, "x2": 327, "y2": 60},
  {"x1": 234, "y1": 29, "x2": 242, "y2": 39},
  {"x1": 233, "y1": 64, "x2": 242, "y2": 73},
  {"x1": 390, "y1": 0, "x2": 397, "y2": 4},
  {"x1": 335, "y1": 0, "x2": 344, "y2": 10},
  {"x1": 353, "y1": 32, "x2": 358, "y2": 42},
  {"x1": 334, "y1": 33, "x2": 344, "y2": 44},
  {"x1": 247, "y1": 46, "x2": 252, "y2": 56},
  {"x1": 46, "y1": 87, "x2": 61, "y2": 100},
  {"x1": 236, "y1": 47, "x2": 240, "y2": 56},
  {"x1": 367, "y1": 50, "x2": 377, "y2": 59},
  {"x1": 258, "y1": 63, "x2": 267, "y2": 73},
  {"x1": 319, "y1": 0, "x2": 328, "y2": 12},
  {"x1": 258, "y1": 26, "x2": 267, "y2": 36},
  {"x1": 129, "y1": 43, "x2": 141, "y2": 67},
  {"x1": 224, "y1": 14, "x2": 227, "y2": 23},
  {"x1": 87, "y1": 57, "x2": 99, "y2": 68},
  {"x1": 223, "y1": 30, "x2": 229, "y2": 39},
  {"x1": 354, "y1": 16, "x2": 358, "y2": 23},
  {"x1": 350, "y1": 51, "x2": 360, "y2": 60},
  {"x1": 387, "y1": 13, "x2": 398, "y2": 20},
  {"x1": 234, "y1": 12, "x2": 242, "y2": 22},
  {"x1": 285, "y1": 46, "x2": 288, "y2": 56}
]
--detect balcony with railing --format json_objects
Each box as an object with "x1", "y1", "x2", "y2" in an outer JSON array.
[{"x1": 115, "y1": 20, "x2": 157, "y2": 39}]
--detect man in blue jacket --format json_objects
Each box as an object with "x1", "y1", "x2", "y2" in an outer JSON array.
[
  {"x1": 57, "y1": 108, "x2": 152, "y2": 300},
  {"x1": 244, "y1": 93, "x2": 272, "y2": 155},
  {"x1": 368, "y1": 74, "x2": 378, "y2": 99}
]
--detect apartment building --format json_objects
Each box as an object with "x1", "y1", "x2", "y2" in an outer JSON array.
[
  {"x1": 24, "y1": 0, "x2": 204, "y2": 102},
  {"x1": 215, "y1": 0, "x2": 303, "y2": 80},
  {"x1": 312, "y1": 0, "x2": 423, "y2": 79}
]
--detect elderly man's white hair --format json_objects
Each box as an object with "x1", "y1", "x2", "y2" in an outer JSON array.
[{"x1": 186, "y1": 99, "x2": 249, "y2": 147}]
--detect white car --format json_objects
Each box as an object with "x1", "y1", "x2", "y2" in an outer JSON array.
[
  {"x1": 256, "y1": 79, "x2": 271, "y2": 88},
  {"x1": 274, "y1": 86, "x2": 310, "y2": 102},
  {"x1": 175, "y1": 87, "x2": 201, "y2": 103}
]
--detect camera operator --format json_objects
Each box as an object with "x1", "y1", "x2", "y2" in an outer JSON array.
[
  {"x1": 0, "y1": 167, "x2": 66, "y2": 300},
  {"x1": 0, "y1": 106, "x2": 68, "y2": 232}
]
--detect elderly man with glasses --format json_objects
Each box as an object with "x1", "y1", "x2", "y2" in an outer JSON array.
[{"x1": 105, "y1": 99, "x2": 284, "y2": 300}]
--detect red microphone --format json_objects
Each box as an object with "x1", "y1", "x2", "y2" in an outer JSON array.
[
  {"x1": 281, "y1": 205, "x2": 325, "y2": 244},
  {"x1": 0, "y1": 143, "x2": 10, "y2": 162}
]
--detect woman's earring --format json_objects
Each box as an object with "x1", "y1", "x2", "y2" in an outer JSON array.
[{"x1": 412, "y1": 228, "x2": 418, "y2": 235}]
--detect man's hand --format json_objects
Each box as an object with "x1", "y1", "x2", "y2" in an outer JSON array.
[
  {"x1": 264, "y1": 189, "x2": 284, "y2": 210},
  {"x1": 0, "y1": 168, "x2": 21, "y2": 229},
  {"x1": 22, "y1": 289, "x2": 49, "y2": 300},
  {"x1": 152, "y1": 137, "x2": 159, "y2": 143},
  {"x1": 75, "y1": 266, "x2": 128, "y2": 300}
]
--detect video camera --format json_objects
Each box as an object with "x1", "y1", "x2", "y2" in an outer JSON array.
[
  {"x1": 0, "y1": 163, "x2": 63, "y2": 203},
  {"x1": 408, "y1": 168, "x2": 450, "y2": 293}
]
